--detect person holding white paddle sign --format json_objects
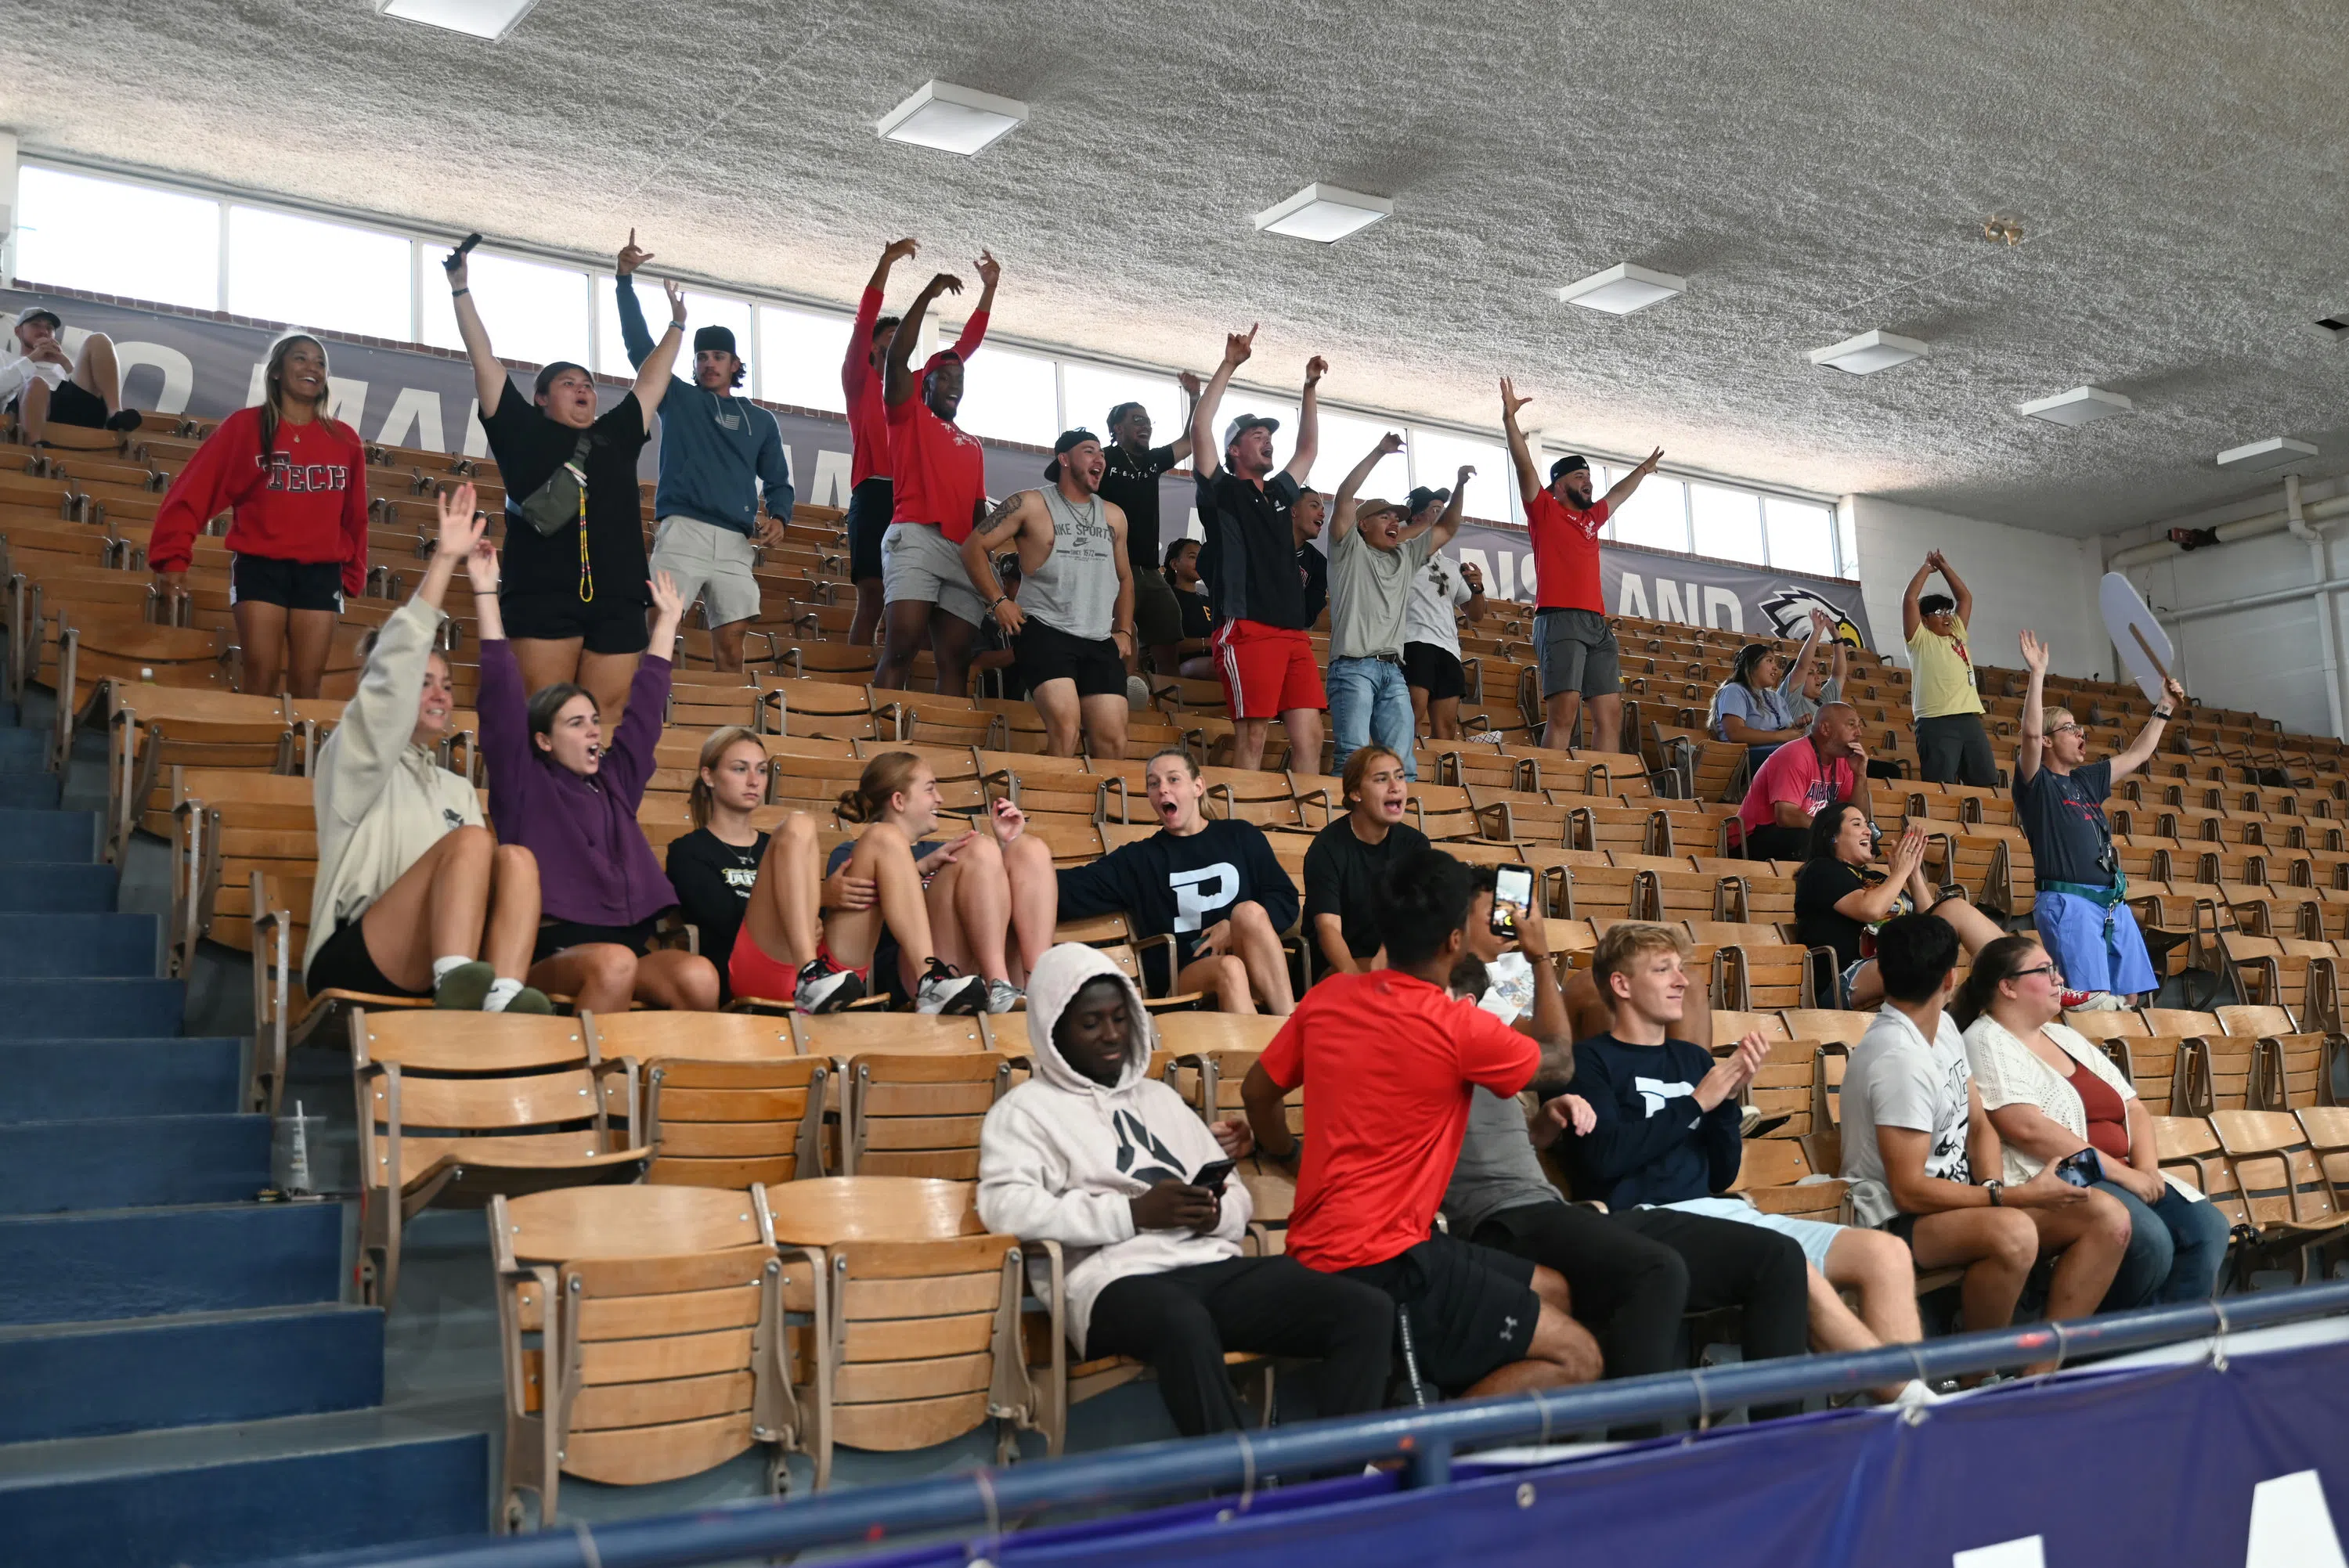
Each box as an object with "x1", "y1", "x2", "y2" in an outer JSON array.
[{"x1": 2014, "y1": 629, "x2": 2182, "y2": 1004}]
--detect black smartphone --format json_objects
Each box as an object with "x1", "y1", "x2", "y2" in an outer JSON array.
[
  {"x1": 1191, "y1": 1159, "x2": 1236, "y2": 1195},
  {"x1": 442, "y1": 232, "x2": 482, "y2": 272},
  {"x1": 2053, "y1": 1148, "x2": 2101, "y2": 1188},
  {"x1": 1492, "y1": 864, "x2": 1535, "y2": 939}
]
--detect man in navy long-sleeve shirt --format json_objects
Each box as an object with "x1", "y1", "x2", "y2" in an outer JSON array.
[
  {"x1": 1561, "y1": 921, "x2": 1930, "y2": 1400},
  {"x1": 616, "y1": 231, "x2": 794, "y2": 672},
  {"x1": 1055, "y1": 748, "x2": 1298, "y2": 1015}
]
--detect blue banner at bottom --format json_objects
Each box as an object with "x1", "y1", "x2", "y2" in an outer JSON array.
[{"x1": 947, "y1": 1337, "x2": 2349, "y2": 1568}]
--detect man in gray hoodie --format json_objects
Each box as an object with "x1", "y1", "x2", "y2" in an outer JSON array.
[{"x1": 977, "y1": 943, "x2": 1391, "y2": 1436}]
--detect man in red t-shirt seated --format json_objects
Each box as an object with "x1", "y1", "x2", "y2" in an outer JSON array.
[
  {"x1": 1243, "y1": 848, "x2": 1601, "y2": 1399},
  {"x1": 1736, "y1": 701, "x2": 1873, "y2": 860},
  {"x1": 1501, "y1": 376, "x2": 1662, "y2": 752}
]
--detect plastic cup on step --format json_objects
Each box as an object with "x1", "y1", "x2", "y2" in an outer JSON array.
[{"x1": 272, "y1": 1101, "x2": 325, "y2": 1200}]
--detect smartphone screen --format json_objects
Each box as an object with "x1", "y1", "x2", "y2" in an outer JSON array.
[
  {"x1": 1191, "y1": 1159, "x2": 1236, "y2": 1195},
  {"x1": 2054, "y1": 1148, "x2": 2099, "y2": 1188},
  {"x1": 1492, "y1": 866, "x2": 1534, "y2": 937}
]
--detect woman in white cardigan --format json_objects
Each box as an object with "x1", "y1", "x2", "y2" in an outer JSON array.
[{"x1": 1953, "y1": 935, "x2": 2230, "y2": 1306}]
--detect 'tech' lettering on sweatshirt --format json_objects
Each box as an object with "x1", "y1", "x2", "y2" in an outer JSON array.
[{"x1": 147, "y1": 406, "x2": 369, "y2": 596}]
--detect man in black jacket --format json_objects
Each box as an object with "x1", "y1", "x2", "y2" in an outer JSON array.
[{"x1": 1055, "y1": 748, "x2": 1297, "y2": 1014}]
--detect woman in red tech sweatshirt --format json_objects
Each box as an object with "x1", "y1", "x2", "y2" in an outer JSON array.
[{"x1": 149, "y1": 332, "x2": 370, "y2": 697}]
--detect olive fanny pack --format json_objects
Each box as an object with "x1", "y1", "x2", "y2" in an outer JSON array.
[{"x1": 514, "y1": 432, "x2": 592, "y2": 536}]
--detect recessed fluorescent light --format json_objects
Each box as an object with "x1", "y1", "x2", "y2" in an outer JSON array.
[
  {"x1": 876, "y1": 81, "x2": 1027, "y2": 157},
  {"x1": 1252, "y1": 184, "x2": 1393, "y2": 243},
  {"x1": 1554, "y1": 262, "x2": 1685, "y2": 315},
  {"x1": 2017, "y1": 386, "x2": 2133, "y2": 426},
  {"x1": 1807, "y1": 329, "x2": 1928, "y2": 375},
  {"x1": 373, "y1": 0, "x2": 539, "y2": 40},
  {"x1": 2217, "y1": 436, "x2": 2318, "y2": 471}
]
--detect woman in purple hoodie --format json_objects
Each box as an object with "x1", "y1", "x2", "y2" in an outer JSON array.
[{"x1": 470, "y1": 540, "x2": 720, "y2": 1014}]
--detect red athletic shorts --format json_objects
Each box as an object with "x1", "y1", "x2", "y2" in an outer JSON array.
[
  {"x1": 1212, "y1": 618, "x2": 1326, "y2": 720},
  {"x1": 728, "y1": 932, "x2": 801, "y2": 1005}
]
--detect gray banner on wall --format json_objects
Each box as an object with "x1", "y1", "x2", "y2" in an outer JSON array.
[{"x1": 6, "y1": 286, "x2": 1872, "y2": 650}]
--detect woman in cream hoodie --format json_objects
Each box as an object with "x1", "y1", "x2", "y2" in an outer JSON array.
[
  {"x1": 976, "y1": 943, "x2": 1391, "y2": 1436},
  {"x1": 305, "y1": 485, "x2": 548, "y2": 1013}
]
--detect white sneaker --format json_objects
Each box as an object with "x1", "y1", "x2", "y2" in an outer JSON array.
[
  {"x1": 1126, "y1": 675, "x2": 1153, "y2": 708},
  {"x1": 985, "y1": 979, "x2": 1023, "y2": 1015},
  {"x1": 916, "y1": 960, "x2": 988, "y2": 1015},
  {"x1": 795, "y1": 957, "x2": 865, "y2": 1015}
]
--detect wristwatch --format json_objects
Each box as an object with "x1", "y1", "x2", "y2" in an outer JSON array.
[
  {"x1": 2153, "y1": 707, "x2": 2174, "y2": 720},
  {"x1": 1985, "y1": 1180, "x2": 2004, "y2": 1206}
]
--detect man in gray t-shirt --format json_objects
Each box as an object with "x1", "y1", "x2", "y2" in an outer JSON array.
[{"x1": 1323, "y1": 435, "x2": 1467, "y2": 781}]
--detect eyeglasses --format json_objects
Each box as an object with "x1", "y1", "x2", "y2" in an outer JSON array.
[
  {"x1": 2012, "y1": 964, "x2": 2063, "y2": 982},
  {"x1": 2049, "y1": 723, "x2": 2085, "y2": 737}
]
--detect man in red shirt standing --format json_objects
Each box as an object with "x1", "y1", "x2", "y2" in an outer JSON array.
[
  {"x1": 1243, "y1": 847, "x2": 1600, "y2": 1399},
  {"x1": 843, "y1": 238, "x2": 994, "y2": 647},
  {"x1": 878, "y1": 254, "x2": 1002, "y2": 697},
  {"x1": 1500, "y1": 377, "x2": 1662, "y2": 753}
]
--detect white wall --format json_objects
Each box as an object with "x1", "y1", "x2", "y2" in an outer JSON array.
[
  {"x1": 1846, "y1": 497, "x2": 2107, "y2": 680},
  {"x1": 2105, "y1": 485, "x2": 2346, "y2": 739}
]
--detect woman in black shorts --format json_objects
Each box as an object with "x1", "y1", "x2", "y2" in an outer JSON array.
[
  {"x1": 148, "y1": 333, "x2": 368, "y2": 697},
  {"x1": 447, "y1": 240, "x2": 685, "y2": 731}
]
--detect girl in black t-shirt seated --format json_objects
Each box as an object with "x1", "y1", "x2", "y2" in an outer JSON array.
[
  {"x1": 1793, "y1": 802, "x2": 2001, "y2": 1007},
  {"x1": 1162, "y1": 538, "x2": 1218, "y2": 679},
  {"x1": 446, "y1": 241, "x2": 684, "y2": 730}
]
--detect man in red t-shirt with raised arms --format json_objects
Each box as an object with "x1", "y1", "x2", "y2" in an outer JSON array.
[
  {"x1": 1500, "y1": 377, "x2": 1662, "y2": 752},
  {"x1": 1243, "y1": 847, "x2": 1601, "y2": 1399},
  {"x1": 878, "y1": 252, "x2": 1002, "y2": 698},
  {"x1": 843, "y1": 237, "x2": 994, "y2": 648}
]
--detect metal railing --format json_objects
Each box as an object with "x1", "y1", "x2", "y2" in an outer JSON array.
[{"x1": 284, "y1": 1279, "x2": 2349, "y2": 1568}]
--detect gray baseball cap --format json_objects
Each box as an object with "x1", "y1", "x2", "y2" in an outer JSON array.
[{"x1": 1222, "y1": 413, "x2": 1279, "y2": 449}]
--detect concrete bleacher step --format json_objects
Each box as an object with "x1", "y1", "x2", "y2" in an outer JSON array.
[
  {"x1": 0, "y1": 772, "x2": 63, "y2": 808},
  {"x1": 0, "y1": 978, "x2": 185, "y2": 1037},
  {"x1": 0, "y1": 725, "x2": 46, "y2": 770},
  {"x1": 0, "y1": 1302, "x2": 384, "y2": 1442},
  {"x1": 0, "y1": 1407, "x2": 485, "y2": 1568},
  {"x1": 0, "y1": 862, "x2": 117, "y2": 912},
  {"x1": 0, "y1": 808, "x2": 97, "y2": 863},
  {"x1": 0, "y1": 912, "x2": 160, "y2": 977},
  {"x1": 0, "y1": 1113, "x2": 269, "y2": 1213},
  {"x1": 0, "y1": 1202, "x2": 341, "y2": 1325},
  {"x1": 0, "y1": 1036, "x2": 241, "y2": 1121}
]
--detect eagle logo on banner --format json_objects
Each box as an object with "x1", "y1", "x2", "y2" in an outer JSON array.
[{"x1": 1761, "y1": 588, "x2": 1868, "y2": 653}]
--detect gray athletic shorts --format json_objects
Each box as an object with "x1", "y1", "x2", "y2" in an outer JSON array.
[
  {"x1": 881, "y1": 521, "x2": 985, "y2": 627},
  {"x1": 1534, "y1": 607, "x2": 1621, "y2": 699},
  {"x1": 1662, "y1": 1196, "x2": 1843, "y2": 1273},
  {"x1": 647, "y1": 515, "x2": 763, "y2": 628}
]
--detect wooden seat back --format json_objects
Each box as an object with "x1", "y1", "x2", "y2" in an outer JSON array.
[
  {"x1": 843, "y1": 1053, "x2": 1012, "y2": 1178},
  {"x1": 795, "y1": 1012, "x2": 988, "y2": 1058},
  {"x1": 2210, "y1": 1110, "x2": 2349, "y2": 1237},
  {"x1": 644, "y1": 1056, "x2": 830, "y2": 1186}
]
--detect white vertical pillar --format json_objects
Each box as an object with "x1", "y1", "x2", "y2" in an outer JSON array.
[{"x1": 0, "y1": 130, "x2": 20, "y2": 287}]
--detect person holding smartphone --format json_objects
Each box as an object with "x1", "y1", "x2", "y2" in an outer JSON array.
[
  {"x1": 1954, "y1": 936, "x2": 2229, "y2": 1307},
  {"x1": 976, "y1": 943, "x2": 1393, "y2": 1436},
  {"x1": 1302, "y1": 746, "x2": 1427, "y2": 975}
]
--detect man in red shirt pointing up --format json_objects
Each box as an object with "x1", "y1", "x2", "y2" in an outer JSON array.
[
  {"x1": 1501, "y1": 376, "x2": 1662, "y2": 753},
  {"x1": 1243, "y1": 847, "x2": 1601, "y2": 1399}
]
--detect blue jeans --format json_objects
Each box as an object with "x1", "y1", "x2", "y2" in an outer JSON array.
[
  {"x1": 1327, "y1": 655, "x2": 1416, "y2": 781},
  {"x1": 2097, "y1": 1178, "x2": 2232, "y2": 1308}
]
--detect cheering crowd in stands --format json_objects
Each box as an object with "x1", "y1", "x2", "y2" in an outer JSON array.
[{"x1": 65, "y1": 221, "x2": 2237, "y2": 1437}]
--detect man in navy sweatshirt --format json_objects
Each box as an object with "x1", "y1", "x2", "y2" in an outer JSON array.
[
  {"x1": 1055, "y1": 748, "x2": 1298, "y2": 1015},
  {"x1": 616, "y1": 230, "x2": 794, "y2": 672}
]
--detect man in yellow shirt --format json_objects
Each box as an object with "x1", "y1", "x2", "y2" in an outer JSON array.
[{"x1": 1903, "y1": 550, "x2": 1994, "y2": 786}]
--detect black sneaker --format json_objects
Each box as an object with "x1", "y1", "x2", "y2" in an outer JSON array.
[{"x1": 915, "y1": 958, "x2": 988, "y2": 1015}]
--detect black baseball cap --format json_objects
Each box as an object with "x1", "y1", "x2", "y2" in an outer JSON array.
[
  {"x1": 693, "y1": 324, "x2": 737, "y2": 356},
  {"x1": 1550, "y1": 453, "x2": 1590, "y2": 482},
  {"x1": 1045, "y1": 428, "x2": 1101, "y2": 481},
  {"x1": 1405, "y1": 485, "x2": 1451, "y2": 516}
]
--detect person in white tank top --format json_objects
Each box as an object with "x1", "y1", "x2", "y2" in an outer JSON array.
[{"x1": 959, "y1": 430, "x2": 1137, "y2": 759}]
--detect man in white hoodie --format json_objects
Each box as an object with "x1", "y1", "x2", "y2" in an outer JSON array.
[{"x1": 977, "y1": 943, "x2": 1393, "y2": 1436}]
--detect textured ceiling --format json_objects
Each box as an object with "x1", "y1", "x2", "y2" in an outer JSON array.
[{"x1": 12, "y1": 0, "x2": 2349, "y2": 535}]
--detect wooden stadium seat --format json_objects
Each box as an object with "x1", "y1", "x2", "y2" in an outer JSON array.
[
  {"x1": 104, "y1": 685, "x2": 294, "y2": 862},
  {"x1": 2153, "y1": 1118, "x2": 2246, "y2": 1231},
  {"x1": 1743, "y1": 1051, "x2": 1815, "y2": 1140},
  {"x1": 491, "y1": 1184, "x2": 790, "y2": 1527},
  {"x1": 793, "y1": 1011, "x2": 989, "y2": 1059},
  {"x1": 2113, "y1": 1037, "x2": 2196, "y2": 1116},
  {"x1": 1777, "y1": 1009, "x2": 1872, "y2": 1045},
  {"x1": 2295, "y1": 1107, "x2": 2349, "y2": 1208},
  {"x1": 643, "y1": 1056, "x2": 831, "y2": 1185},
  {"x1": 841, "y1": 1052, "x2": 1012, "y2": 1177},
  {"x1": 2064, "y1": 1007, "x2": 2149, "y2": 1040},
  {"x1": 2143, "y1": 1008, "x2": 2222, "y2": 1036},
  {"x1": 352, "y1": 1008, "x2": 649, "y2": 1309},
  {"x1": 1525, "y1": 847, "x2": 1636, "y2": 921},
  {"x1": 2210, "y1": 1110, "x2": 2349, "y2": 1278},
  {"x1": 1729, "y1": 1138, "x2": 1847, "y2": 1220},
  {"x1": 1636, "y1": 867, "x2": 1737, "y2": 925},
  {"x1": 756, "y1": 678, "x2": 879, "y2": 738},
  {"x1": 1712, "y1": 1009, "x2": 1791, "y2": 1042},
  {"x1": 2253, "y1": 1032, "x2": 2333, "y2": 1111},
  {"x1": 761, "y1": 1177, "x2": 1045, "y2": 1480},
  {"x1": 168, "y1": 766, "x2": 318, "y2": 975},
  {"x1": 1568, "y1": 800, "x2": 1670, "y2": 857}
]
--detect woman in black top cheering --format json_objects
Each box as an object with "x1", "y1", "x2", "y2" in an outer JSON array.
[
  {"x1": 1793, "y1": 803, "x2": 2001, "y2": 1007},
  {"x1": 446, "y1": 240, "x2": 684, "y2": 730}
]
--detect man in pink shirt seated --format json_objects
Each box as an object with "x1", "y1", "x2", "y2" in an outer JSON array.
[{"x1": 1737, "y1": 701, "x2": 1873, "y2": 860}]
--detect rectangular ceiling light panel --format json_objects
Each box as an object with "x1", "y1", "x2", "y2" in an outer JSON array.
[
  {"x1": 2216, "y1": 436, "x2": 2319, "y2": 470},
  {"x1": 2016, "y1": 386, "x2": 2133, "y2": 426},
  {"x1": 1555, "y1": 262, "x2": 1685, "y2": 315},
  {"x1": 877, "y1": 81, "x2": 1028, "y2": 157},
  {"x1": 373, "y1": 0, "x2": 540, "y2": 41},
  {"x1": 1807, "y1": 329, "x2": 1928, "y2": 375},
  {"x1": 1253, "y1": 184, "x2": 1393, "y2": 243}
]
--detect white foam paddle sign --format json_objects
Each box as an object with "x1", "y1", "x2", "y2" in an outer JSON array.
[{"x1": 2099, "y1": 571, "x2": 2176, "y2": 707}]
